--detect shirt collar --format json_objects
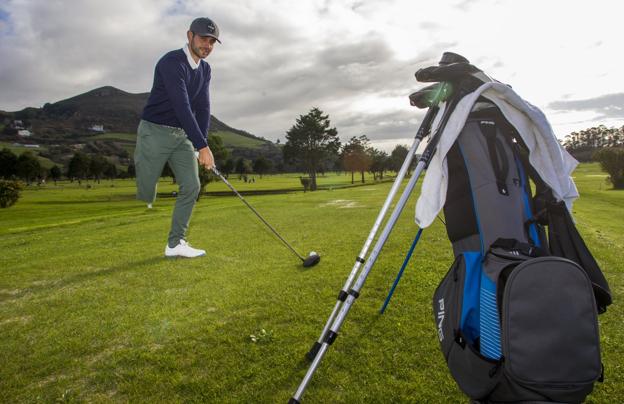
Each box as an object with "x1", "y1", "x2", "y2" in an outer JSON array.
[{"x1": 183, "y1": 44, "x2": 201, "y2": 70}]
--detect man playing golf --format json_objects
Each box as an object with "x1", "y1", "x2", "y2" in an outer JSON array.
[{"x1": 135, "y1": 17, "x2": 220, "y2": 258}]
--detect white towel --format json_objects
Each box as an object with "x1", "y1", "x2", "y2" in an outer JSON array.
[{"x1": 415, "y1": 82, "x2": 579, "y2": 228}]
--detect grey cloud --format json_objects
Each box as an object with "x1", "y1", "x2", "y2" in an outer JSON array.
[
  {"x1": 318, "y1": 36, "x2": 393, "y2": 67},
  {"x1": 548, "y1": 93, "x2": 624, "y2": 120},
  {"x1": 0, "y1": 1, "x2": 461, "y2": 146},
  {"x1": 332, "y1": 109, "x2": 425, "y2": 142},
  {"x1": 210, "y1": 36, "x2": 455, "y2": 140}
]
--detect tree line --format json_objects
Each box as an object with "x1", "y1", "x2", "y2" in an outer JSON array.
[
  {"x1": 0, "y1": 108, "x2": 415, "y2": 193},
  {"x1": 0, "y1": 148, "x2": 120, "y2": 185},
  {"x1": 563, "y1": 124, "x2": 623, "y2": 162},
  {"x1": 562, "y1": 124, "x2": 624, "y2": 189}
]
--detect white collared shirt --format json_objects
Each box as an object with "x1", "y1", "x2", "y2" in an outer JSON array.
[{"x1": 183, "y1": 44, "x2": 200, "y2": 70}]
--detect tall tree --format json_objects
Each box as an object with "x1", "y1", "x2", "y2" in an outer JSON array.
[
  {"x1": 0, "y1": 148, "x2": 18, "y2": 179},
  {"x1": 253, "y1": 157, "x2": 272, "y2": 178},
  {"x1": 67, "y1": 152, "x2": 90, "y2": 184},
  {"x1": 89, "y1": 155, "x2": 108, "y2": 184},
  {"x1": 16, "y1": 152, "x2": 42, "y2": 184},
  {"x1": 222, "y1": 158, "x2": 235, "y2": 177},
  {"x1": 593, "y1": 147, "x2": 624, "y2": 189},
  {"x1": 104, "y1": 162, "x2": 117, "y2": 181},
  {"x1": 342, "y1": 135, "x2": 372, "y2": 184},
  {"x1": 368, "y1": 147, "x2": 389, "y2": 180},
  {"x1": 283, "y1": 108, "x2": 341, "y2": 191},
  {"x1": 235, "y1": 158, "x2": 252, "y2": 179},
  {"x1": 49, "y1": 165, "x2": 62, "y2": 185},
  {"x1": 389, "y1": 144, "x2": 410, "y2": 174}
]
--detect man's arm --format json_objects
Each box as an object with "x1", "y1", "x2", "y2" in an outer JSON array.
[{"x1": 195, "y1": 65, "x2": 211, "y2": 140}]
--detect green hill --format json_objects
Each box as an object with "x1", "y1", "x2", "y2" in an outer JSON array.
[
  {"x1": 1, "y1": 86, "x2": 269, "y2": 140},
  {"x1": 0, "y1": 86, "x2": 282, "y2": 169}
]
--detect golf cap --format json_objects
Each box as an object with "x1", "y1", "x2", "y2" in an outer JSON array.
[{"x1": 190, "y1": 17, "x2": 221, "y2": 43}]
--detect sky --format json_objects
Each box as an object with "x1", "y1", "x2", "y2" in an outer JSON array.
[{"x1": 0, "y1": 0, "x2": 623, "y2": 151}]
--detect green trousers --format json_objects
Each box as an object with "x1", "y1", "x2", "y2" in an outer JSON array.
[{"x1": 135, "y1": 120, "x2": 200, "y2": 248}]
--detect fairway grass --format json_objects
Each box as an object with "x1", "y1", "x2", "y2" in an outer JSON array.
[{"x1": 0, "y1": 167, "x2": 622, "y2": 403}]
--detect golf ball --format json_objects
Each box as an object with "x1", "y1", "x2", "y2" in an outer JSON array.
[{"x1": 309, "y1": 251, "x2": 317, "y2": 256}]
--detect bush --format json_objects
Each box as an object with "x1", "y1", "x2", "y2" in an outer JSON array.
[
  {"x1": 593, "y1": 147, "x2": 624, "y2": 189},
  {"x1": 0, "y1": 180, "x2": 23, "y2": 208}
]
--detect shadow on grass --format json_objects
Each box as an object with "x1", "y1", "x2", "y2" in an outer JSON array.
[{"x1": 0, "y1": 256, "x2": 164, "y2": 303}]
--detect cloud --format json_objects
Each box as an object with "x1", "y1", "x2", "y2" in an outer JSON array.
[
  {"x1": 548, "y1": 93, "x2": 624, "y2": 120},
  {"x1": 0, "y1": 0, "x2": 622, "y2": 146}
]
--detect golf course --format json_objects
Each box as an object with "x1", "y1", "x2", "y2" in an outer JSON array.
[{"x1": 0, "y1": 164, "x2": 622, "y2": 403}]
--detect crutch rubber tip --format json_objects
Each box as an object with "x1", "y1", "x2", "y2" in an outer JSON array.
[
  {"x1": 288, "y1": 399, "x2": 301, "y2": 404},
  {"x1": 306, "y1": 341, "x2": 322, "y2": 361}
]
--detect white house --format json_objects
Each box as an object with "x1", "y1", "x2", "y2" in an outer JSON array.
[{"x1": 89, "y1": 124, "x2": 105, "y2": 132}]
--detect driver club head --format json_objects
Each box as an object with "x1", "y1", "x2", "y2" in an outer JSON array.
[{"x1": 303, "y1": 251, "x2": 321, "y2": 268}]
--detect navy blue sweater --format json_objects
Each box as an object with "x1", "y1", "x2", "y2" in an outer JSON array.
[{"x1": 142, "y1": 49, "x2": 211, "y2": 149}]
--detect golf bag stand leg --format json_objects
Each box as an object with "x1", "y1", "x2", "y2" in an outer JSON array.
[
  {"x1": 290, "y1": 97, "x2": 460, "y2": 404},
  {"x1": 379, "y1": 227, "x2": 423, "y2": 314},
  {"x1": 305, "y1": 106, "x2": 439, "y2": 361}
]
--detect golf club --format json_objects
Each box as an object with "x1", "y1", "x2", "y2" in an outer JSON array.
[{"x1": 211, "y1": 167, "x2": 320, "y2": 268}]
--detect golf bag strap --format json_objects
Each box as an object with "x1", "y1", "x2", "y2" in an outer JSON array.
[
  {"x1": 490, "y1": 238, "x2": 546, "y2": 258},
  {"x1": 546, "y1": 201, "x2": 612, "y2": 313},
  {"x1": 480, "y1": 120, "x2": 509, "y2": 196},
  {"x1": 511, "y1": 136, "x2": 612, "y2": 313}
]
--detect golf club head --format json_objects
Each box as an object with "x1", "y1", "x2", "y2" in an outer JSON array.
[
  {"x1": 303, "y1": 252, "x2": 321, "y2": 268},
  {"x1": 409, "y1": 82, "x2": 453, "y2": 109}
]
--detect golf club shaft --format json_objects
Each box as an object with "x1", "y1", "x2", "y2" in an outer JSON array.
[
  {"x1": 307, "y1": 106, "x2": 439, "y2": 358},
  {"x1": 213, "y1": 168, "x2": 306, "y2": 261}
]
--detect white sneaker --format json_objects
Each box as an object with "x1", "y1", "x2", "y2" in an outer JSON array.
[
  {"x1": 165, "y1": 240, "x2": 206, "y2": 258},
  {"x1": 147, "y1": 203, "x2": 153, "y2": 209}
]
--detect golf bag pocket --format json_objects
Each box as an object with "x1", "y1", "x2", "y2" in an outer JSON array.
[
  {"x1": 433, "y1": 253, "x2": 502, "y2": 399},
  {"x1": 434, "y1": 249, "x2": 603, "y2": 402},
  {"x1": 493, "y1": 256, "x2": 602, "y2": 403}
]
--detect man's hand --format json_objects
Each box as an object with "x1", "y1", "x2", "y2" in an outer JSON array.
[{"x1": 197, "y1": 147, "x2": 215, "y2": 170}]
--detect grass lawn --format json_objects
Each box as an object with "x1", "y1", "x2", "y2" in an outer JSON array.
[{"x1": 0, "y1": 165, "x2": 622, "y2": 403}]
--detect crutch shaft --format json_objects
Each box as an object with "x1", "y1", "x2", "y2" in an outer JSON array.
[
  {"x1": 292, "y1": 157, "x2": 427, "y2": 403},
  {"x1": 307, "y1": 107, "x2": 439, "y2": 358}
]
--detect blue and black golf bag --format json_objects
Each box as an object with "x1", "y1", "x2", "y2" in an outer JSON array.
[{"x1": 432, "y1": 99, "x2": 612, "y2": 403}]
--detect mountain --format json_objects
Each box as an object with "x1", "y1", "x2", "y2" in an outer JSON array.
[
  {"x1": 3, "y1": 86, "x2": 264, "y2": 141},
  {"x1": 0, "y1": 86, "x2": 284, "y2": 169}
]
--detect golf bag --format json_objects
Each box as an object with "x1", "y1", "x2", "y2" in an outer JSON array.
[
  {"x1": 290, "y1": 52, "x2": 611, "y2": 404},
  {"x1": 432, "y1": 102, "x2": 612, "y2": 403}
]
